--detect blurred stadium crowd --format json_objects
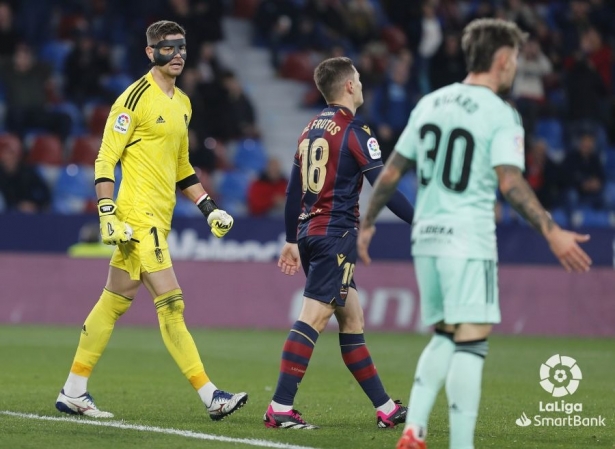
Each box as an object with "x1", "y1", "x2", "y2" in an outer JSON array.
[{"x1": 0, "y1": 0, "x2": 614, "y2": 228}]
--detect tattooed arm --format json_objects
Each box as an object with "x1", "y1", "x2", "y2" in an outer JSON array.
[
  {"x1": 495, "y1": 165, "x2": 555, "y2": 235},
  {"x1": 358, "y1": 151, "x2": 414, "y2": 265},
  {"x1": 496, "y1": 165, "x2": 592, "y2": 272}
]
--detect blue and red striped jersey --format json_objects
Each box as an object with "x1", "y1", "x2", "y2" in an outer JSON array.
[{"x1": 294, "y1": 105, "x2": 384, "y2": 238}]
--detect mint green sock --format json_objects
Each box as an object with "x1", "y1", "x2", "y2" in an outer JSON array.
[
  {"x1": 446, "y1": 340, "x2": 488, "y2": 449},
  {"x1": 406, "y1": 331, "x2": 455, "y2": 429}
]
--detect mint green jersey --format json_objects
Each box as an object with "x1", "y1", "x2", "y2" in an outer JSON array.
[{"x1": 395, "y1": 83, "x2": 525, "y2": 260}]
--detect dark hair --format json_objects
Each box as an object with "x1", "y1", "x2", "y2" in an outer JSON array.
[
  {"x1": 146, "y1": 20, "x2": 186, "y2": 45},
  {"x1": 461, "y1": 18, "x2": 527, "y2": 73},
  {"x1": 313, "y1": 57, "x2": 356, "y2": 103}
]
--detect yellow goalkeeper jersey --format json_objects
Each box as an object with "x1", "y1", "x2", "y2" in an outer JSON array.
[{"x1": 95, "y1": 71, "x2": 194, "y2": 231}]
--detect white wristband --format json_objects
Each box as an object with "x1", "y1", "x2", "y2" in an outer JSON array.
[{"x1": 195, "y1": 193, "x2": 208, "y2": 205}]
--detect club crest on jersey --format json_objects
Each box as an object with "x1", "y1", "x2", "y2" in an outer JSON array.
[
  {"x1": 113, "y1": 113, "x2": 131, "y2": 134},
  {"x1": 367, "y1": 137, "x2": 381, "y2": 159}
]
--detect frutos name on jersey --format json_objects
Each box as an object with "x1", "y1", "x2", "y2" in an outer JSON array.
[{"x1": 303, "y1": 118, "x2": 341, "y2": 135}]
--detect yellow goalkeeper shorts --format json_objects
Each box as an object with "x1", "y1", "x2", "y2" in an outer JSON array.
[{"x1": 110, "y1": 225, "x2": 172, "y2": 280}]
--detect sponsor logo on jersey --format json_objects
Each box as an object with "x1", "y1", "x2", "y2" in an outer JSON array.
[
  {"x1": 367, "y1": 137, "x2": 381, "y2": 159},
  {"x1": 113, "y1": 113, "x2": 131, "y2": 134},
  {"x1": 419, "y1": 225, "x2": 453, "y2": 235},
  {"x1": 156, "y1": 115, "x2": 165, "y2": 124}
]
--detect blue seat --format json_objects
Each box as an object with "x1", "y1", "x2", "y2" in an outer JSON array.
[
  {"x1": 604, "y1": 150, "x2": 615, "y2": 182},
  {"x1": 173, "y1": 194, "x2": 202, "y2": 217},
  {"x1": 216, "y1": 169, "x2": 252, "y2": 217},
  {"x1": 38, "y1": 40, "x2": 73, "y2": 75},
  {"x1": 535, "y1": 118, "x2": 564, "y2": 152},
  {"x1": 549, "y1": 208, "x2": 569, "y2": 227},
  {"x1": 547, "y1": 88, "x2": 566, "y2": 111},
  {"x1": 52, "y1": 164, "x2": 96, "y2": 214},
  {"x1": 52, "y1": 102, "x2": 85, "y2": 136},
  {"x1": 571, "y1": 208, "x2": 613, "y2": 228},
  {"x1": 233, "y1": 139, "x2": 267, "y2": 174},
  {"x1": 603, "y1": 181, "x2": 615, "y2": 210},
  {"x1": 101, "y1": 73, "x2": 133, "y2": 96}
]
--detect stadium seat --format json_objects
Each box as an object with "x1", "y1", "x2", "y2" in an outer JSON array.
[
  {"x1": 69, "y1": 135, "x2": 101, "y2": 166},
  {"x1": 233, "y1": 138, "x2": 267, "y2": 174},
  {"x1": 535, "y1": 118, "x2": 564, "y2": 153},
  {"x1": 52, "y1": 164, "x2": 97, "y2": 214},
  {"x1": 26, "y1": 134, "x2": 65, "y2": 191},
  {"x1": 233, "y1": 0, "x2": 259, "y2": 19},
  {"x1": 571, "y1": 208, "x2": 614, "y2": 228},
  {"x1": 216, "y1": 169, "x2": 252, "y2": 217},
  {"x1": 27, "y1": 134, "x2": 64, "y2": 166},
  {"x1": 280, "y1": 52, "x2": 314, "y2": 82},
  {"x1": 380, "y1": 25, "x2": 407, "y2": 54},
  {"x1": 101, "y1": 73, "x2": 133, "y2": 96},
  {"x1": 0, "y1": 133, "x2": 22, "y2": 159},
  {"x1": 174, "y1": 194, "x2": 202, "y2": 217},
  {"x1": 86, "y1": 104, "x2": 112, "y2": 136},
  {"x1": 303, "y1": 86, "x2": 324, "y2": 108},
  {"x1": 38, "y1": 39, "x2": 73, "y2": 75},
  {"x1": 549, "y1": 208, "x2": 569, "y2": 227},
  {"x1": 603, "y1": 150, "x2": 615, "y2": 182},
  {"x1": 603, "y1": 181, "x2": 615, "y2": 210},
  {"x1": 546, "y1": 88, "x2": 566, "y2": 111},
  {"x1": 53, "y1": 102, "x2": 85, "y2": 136}
]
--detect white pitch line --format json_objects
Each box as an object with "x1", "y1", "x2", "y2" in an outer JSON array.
[{"x1": 1, "y1": 411, "x2": 321, "y2": 449}]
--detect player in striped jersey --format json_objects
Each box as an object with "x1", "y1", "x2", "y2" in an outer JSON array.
[
  {"x1": 55, "y1": 20, "x2": 247, "y2": 421},
  {"x1": 264, "y1": 57, "x2": 414, "y2": 429}
]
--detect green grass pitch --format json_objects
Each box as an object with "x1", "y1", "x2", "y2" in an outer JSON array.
[{"x1": 0, "y1": 325, "x2": 613, "y2": 449}]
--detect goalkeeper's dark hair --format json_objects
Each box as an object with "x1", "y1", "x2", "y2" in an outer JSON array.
[
  {"x1": 314, "y1": 57, "x2": 356, "y2": 103},
  {"x1": 146, "y1": 20, "x2": 186, "y2": 45},
  {"x1": 461, "y1": 18, "x2": 527, "y2": 73}
]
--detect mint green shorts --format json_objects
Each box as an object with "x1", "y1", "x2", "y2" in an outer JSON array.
[{"x1": 414, "y1": 256, "x2": 501, "y2": 326}]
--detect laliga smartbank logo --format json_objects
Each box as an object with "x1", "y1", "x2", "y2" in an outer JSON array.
[
  {"x1": 539, "y1": 354, "x2": 582, "y2": 397},
  {"x1": 515, "y1": 354, "x2": 606, "y2": 428}
]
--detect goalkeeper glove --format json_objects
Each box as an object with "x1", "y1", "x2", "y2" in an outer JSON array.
[
  {"x1": 197, "y1": 194, "x2": 234, "y2": 238},
  {"x1": 98, "y1": 198, "x2": 133, "y2": 245}
]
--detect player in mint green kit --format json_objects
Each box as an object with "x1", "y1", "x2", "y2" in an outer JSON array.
[{"x1": 357, "y1": 18, "x2": 592, "y2": 449}]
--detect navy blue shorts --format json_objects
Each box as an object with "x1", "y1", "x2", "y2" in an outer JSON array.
[{"x1": 299, "y1": 230, "x2": 357, "y2": 307}]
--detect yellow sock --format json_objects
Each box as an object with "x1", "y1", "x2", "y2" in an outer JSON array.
[
  {"x1": 154, "y1": 289, "x2": 209, "y2": 389},
  {"x1": 71, "y1": 289, "x2": 132, "y2": 376}
]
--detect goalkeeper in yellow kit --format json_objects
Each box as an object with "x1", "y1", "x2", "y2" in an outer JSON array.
[{"x1": 55, "y1": 20, "x2": 248, "y2": 420}]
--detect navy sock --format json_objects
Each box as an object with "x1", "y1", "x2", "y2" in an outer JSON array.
[
  {"x1": 340, "y1": 333, "x2": 389, "y2": 408},
  {"x1": 272, "y1": 321, "x2": 319, "y2": 406}
]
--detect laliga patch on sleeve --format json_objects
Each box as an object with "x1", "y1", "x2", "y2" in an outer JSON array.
[
  {"x1": 113, "y1": 113, "x2": 131, "y2": 134},
  {"x1": 514, "y1": 134, "x2": 524, "y2": 154},
  {"x1": 367, "y1": 137, "x2": 381, "y2": 159}
]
